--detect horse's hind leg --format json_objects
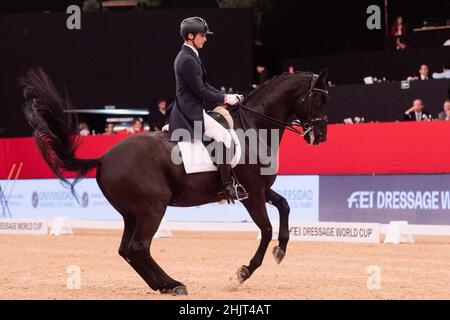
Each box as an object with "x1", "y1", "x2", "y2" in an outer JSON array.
[
  {"x1": 237, "y1": 192, "x2": 273, "y2": 284},
  {"x1": 118, "y1": 212, "x2": 136, "y2": 263},
  {"x1": 265, "y1": 188, "x2": 290, "y2": 264},
  {"x1": 120, "y1": 202, "x2": 187, "y2": 295}
]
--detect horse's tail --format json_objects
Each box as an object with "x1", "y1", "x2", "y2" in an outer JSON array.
[{"x1": 21, "y1": 67, "x2": 100, "y2": 197}]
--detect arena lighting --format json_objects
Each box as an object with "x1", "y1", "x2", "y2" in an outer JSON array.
[{"x1": 64, "y1": 109, "x2": 149, "y2": 115}]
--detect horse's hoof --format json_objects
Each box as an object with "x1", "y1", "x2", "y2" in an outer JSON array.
[
  {"x1": 173, "y1": 285, "x2": 188, "y2": 296},
  {"x1": 160, "y1": 285, "x2": 188, "y2": 296},
  {"x1": 272, "y1": 246, "x2": 285, "y2": 264},
  {"x1": 236, "y1": 266, "x2": 250, "y2": 284}
]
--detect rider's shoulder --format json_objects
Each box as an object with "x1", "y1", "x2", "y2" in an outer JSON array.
[{"x1": 176, "y1": 52, "x2": 197, "y2": 69}]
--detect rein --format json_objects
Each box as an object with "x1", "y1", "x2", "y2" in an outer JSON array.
[
  {"x1": 236, "y1": 102, "x2": 306, "y2": 136},
  {"x1": 234, "y1": 74, "x2": 328, "y2": 137}
]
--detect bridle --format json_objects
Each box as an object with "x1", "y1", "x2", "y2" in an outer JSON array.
[
  {"x1": 235, "y1": 74, "x2": 329, "y2": 137},
  {"x1": 295, "y1": 74, "x2": 329, "y2": 137}
]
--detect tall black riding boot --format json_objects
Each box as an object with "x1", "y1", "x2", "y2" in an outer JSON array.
[{"x1": 217, "y1": 145, "x2": 249, "y2": 202}]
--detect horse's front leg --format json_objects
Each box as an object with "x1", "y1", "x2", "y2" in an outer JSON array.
[
  {"x1": 237, "y1": 192, "x2": 273, "y2": 283},
  {"x1": 265, "y1": 188, "x2": 290, "y2": 264}
]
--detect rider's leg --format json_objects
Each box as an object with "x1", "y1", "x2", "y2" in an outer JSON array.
[
  {"x1": 203, "y1": 110, "x2": 232, "y2": 148},
  {"x1": 217, "y1": 144, "x2": 231, "y2": 186},
  {"x1": 204, "y1": 111, "x2": 233, "y2": 194},
  {"x1": 203, "y1": 111, "x2": 248, "y2": 201}
]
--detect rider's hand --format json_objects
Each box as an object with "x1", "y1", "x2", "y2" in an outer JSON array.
[
  {"x1": 235, "y1": 94, "x2": 244, "y2": 103},
  {"x1": 225, "y1": 94, "x2": 243, "y2": 106}
]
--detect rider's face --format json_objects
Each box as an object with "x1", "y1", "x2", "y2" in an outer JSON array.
[{"x1": 193, "y1": 32, "x2": 207, "y2": 49}]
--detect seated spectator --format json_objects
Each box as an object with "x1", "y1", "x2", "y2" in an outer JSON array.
[
  {"x1": 409, "y1": 64, "x2": 430, "y2": 81},
  {"x1": 438, "y1": 100, "x2": 450, "y2": 121},
  {"x1": 126, "y1": 117, "x2": 145, "y2": 134},
  {"x1": 103, "y1": 122, "x2": 116, "y2": 135},
  {"x1": 401, "y1": 99, "x2": 432, "y2": 121},
  {"x1": 149, "y1": 98, "x2": 168, "y2": 131},
  {"x1": 256, "y1": 63, "x2": 271, "y2": 86},
  {"x1": 79, "y1": 122, "x2": 90, "y2": 136},
  {"x1": 390, "y1": 16, "x2": 408, "y2": 50},
  {"x1": 82, "y1": 0, "x2": 100, "y2": 12},
  {"x1": 432, "y1": 63, "x2": 450, "y2": 79}
]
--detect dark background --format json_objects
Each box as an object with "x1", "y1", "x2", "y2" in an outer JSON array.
[
  {"x1": 1, "y1": 1, "x2": 450, "y2": 136},
  {"x1": 0, "y1": 9, "x2": 253, "y2": 137},
  {"x1": 262, "y1": 0, "x2": 450, "y2": 57},
  {"x1": 284, "y1": 46, "x2": 450, "y2": 85},
  {"x1": 327, "y1": 79, "x2": 450, "y2": 123},
  {"x1": 3, "y1": 1, "x2": 450, "y2": 58}
]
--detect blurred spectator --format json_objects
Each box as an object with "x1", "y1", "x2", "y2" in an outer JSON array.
[
  {"x1": 401, "y1": 99, "x2": 432, "y2": 121},
  {"x1": 343, "y1": 117, "x2": 365, "y2": 124},
  {"x1": 432, "y1": 63, "x2": 450, "y2": 79},
  {"x1": 79, "y1": 122, "x2": 90, "y2": 136},
  {"x1": 149, "y1": 98, "x2": 168, "y2": 131},
  {"x1": 256, "y1": 63, "x2": 271, "y2": 86},
  {"x1": 126, "y1": 117, "x2": 145, "y2": 134},
  {"x1": 438, "y1": 100, "x2": 450, "y2": 120},
  {"x1": 82, "y1": 0, "x2": 100, "y2": 12},
  {"x1": 409, "y1": 64, "x2": 430, "y2": 81},
  {"x1": 103, "y1": 123, "x2": 116, "y2": 135},
  {"x1": 390, "y1": 16, "x2": 408, "y2": 50}
]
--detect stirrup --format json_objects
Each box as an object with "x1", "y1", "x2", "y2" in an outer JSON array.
[
  {"x1": 219, "y1": 177, "x2": 249, "y2": 203},
  {"x1": 232, "y1": 177, "x2": 249, "y2": 201},
  {"x1": 228, "y1": 177, "x2": 249, "y2": 202}
]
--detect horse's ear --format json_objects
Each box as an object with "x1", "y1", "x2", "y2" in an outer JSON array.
[{"x1": 317, "y1": 68, "x2": 329, "y2": 87}]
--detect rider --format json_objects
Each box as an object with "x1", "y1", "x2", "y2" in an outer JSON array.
[{"x1": 169, "y1": 16, "x2": 248, "y2": 201}]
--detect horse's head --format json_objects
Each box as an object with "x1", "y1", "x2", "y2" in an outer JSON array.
[
  {"x1": 293, "y1": 70, "x2": 329, "y2": 146},
  {"x1": 239, "y1": 70, "x2": 329, "y2": 146}
]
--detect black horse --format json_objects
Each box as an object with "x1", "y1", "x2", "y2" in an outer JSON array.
[{"x1": 21, "y1": 68, "x2": 328, "y2": 295}]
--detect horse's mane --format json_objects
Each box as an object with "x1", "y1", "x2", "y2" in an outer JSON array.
[{"x1": 245, "y1": 71, "x2": 313, "y2": 102}]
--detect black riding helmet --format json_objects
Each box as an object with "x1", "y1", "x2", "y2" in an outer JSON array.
[{"x1": 180, "y1": 17, "x2": 213, "y2": 40}]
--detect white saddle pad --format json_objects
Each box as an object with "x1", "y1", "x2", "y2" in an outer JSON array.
[{"x1": 177, "y1": 129, "x2": 241, "y2": 174}]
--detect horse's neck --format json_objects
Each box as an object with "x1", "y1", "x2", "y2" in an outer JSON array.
[
  {"x1": 248, "y1": 76, "x2": 299, "y2": 126},
  {"x1": 234, "y1": 93, "x2": 292, "y2": 143},
  {"x1": 228, "y1": 97, "x2": 288, "y2": 169},
  {"x1": 230, "y1": 74, "x2": 310, "y2": 169}
]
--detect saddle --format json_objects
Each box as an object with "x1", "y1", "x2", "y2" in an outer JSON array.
[
  {"x1": 163, "y1": 107, "x2": 241, "y2": 175},
  {"x1": 206, "y1": 106, "x2": 234, "y2": 130},
  {"x1": 161, "y1": 106, "x2": 233, "y2": 132}
]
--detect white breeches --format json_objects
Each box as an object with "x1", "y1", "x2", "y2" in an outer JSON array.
[{"x1": 203, "y1": 110, "x2": 232, "y2": 148}]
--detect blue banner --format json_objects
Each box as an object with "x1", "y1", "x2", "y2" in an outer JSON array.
[{"x1": 319, "y1": 175, "x2": 450, "y2": 225}]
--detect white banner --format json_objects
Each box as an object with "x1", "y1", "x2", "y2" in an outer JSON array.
[
  {"x1": 0, "y1": 175, "x2": 319, "y2": 222},
  {"x1": 0, "y1": 179, "x2": 119, "y2": 220},
  {"x1": 0, "y1": 219, "x2": 48, "y2": 235},
  {"x1": 288, "y1": 222, "x2": 380, "y2": 244},
  {"x1": 165, "y1": 175, "x2": 319, "y2": 222}
]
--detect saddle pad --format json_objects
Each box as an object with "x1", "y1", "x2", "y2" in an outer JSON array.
[{"x1": 178, "y1": 129, "x2": 241, "y2": 174}]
